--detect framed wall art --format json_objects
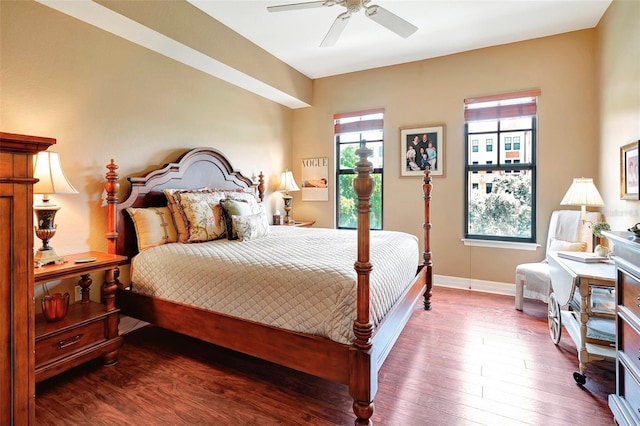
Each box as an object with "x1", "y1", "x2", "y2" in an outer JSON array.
[
  {"x1": 301, "y1": 157, "x2": 329, "y2": 201},
  {"x1": 621, "y1": 141, "x2": 639, "y2": 200},
  {"x1": 400, "y1": 124, "x2": 445, "y2": 177}
]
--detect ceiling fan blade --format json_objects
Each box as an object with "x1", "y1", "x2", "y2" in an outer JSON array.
[
  {"x1": 321, "y1": 11, "x2": 351, "y2": 47},
  {"x1": 267, "y1": 1, "x2": 335, "y2": 13},
  {"x1": 365, "y1": 5, "x2": 418, "y2": 38}
]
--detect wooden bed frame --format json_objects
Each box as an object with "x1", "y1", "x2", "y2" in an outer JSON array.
[{"x1": 104, "y1": 145, "x2": 433, "y2": 425}]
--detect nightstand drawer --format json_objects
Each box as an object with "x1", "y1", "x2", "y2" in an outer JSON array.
[{"x1": 35, "y1": 317, "x2": 106, "y2": 367}]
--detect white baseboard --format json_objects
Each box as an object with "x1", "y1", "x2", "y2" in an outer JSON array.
[{"x1": 434, "y1": 274, "x2": 515, "y2": 297}]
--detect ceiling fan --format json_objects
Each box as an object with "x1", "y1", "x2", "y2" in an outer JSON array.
[{"x1": 267, "y1": 0, "x2": 418, "y2": 47}]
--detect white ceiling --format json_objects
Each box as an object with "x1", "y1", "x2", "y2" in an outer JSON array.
[{"x1": 189, "y1": 0, "x2": 612, "y2": 79}]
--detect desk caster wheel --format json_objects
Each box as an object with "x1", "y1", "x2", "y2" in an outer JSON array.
[
  {"x1": 548, "y1": 293, "x2": 562, "y2": 344},
  {"x1": 573, "y1": 372, "x2": 586, "y2": 385}
]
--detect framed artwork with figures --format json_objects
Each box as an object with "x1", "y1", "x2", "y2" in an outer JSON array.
[
  {"x1": 400, "y1": 124, "x2": 445, "y2": 177},
  {"x1": 621, "y1": 141, "x2": 639, "y2": 200}
]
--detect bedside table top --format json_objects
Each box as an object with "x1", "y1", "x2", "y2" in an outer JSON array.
[
  {"x1": 284, "y1": 221, "x2": 316, "y2": 227},
  {"x1": 34, "y1": 251, "x2": 127, "y2": 284}
]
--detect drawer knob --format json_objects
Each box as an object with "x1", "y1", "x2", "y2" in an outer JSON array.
[{"x1": 57, "y1": 334, "x2": 81, "y2": 350}]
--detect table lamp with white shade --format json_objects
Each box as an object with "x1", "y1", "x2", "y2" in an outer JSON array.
[
  {"x1": 560, "y1": 177, "x2": 604, "y2": 222},
  {"x1": 33, "y1": 151, "x2": 78, "y2": 266},
  {"x1": 278, "y1": 170, "x2": 300, "y2": 224}
]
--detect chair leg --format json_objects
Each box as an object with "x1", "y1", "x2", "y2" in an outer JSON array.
[{"x1": 515, "y1": 277, "x2": 524, "y2": 311}]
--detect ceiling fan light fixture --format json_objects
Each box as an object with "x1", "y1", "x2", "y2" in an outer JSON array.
[{"x1": 268, "y1": 0, "x2": 418, "y2": 46}]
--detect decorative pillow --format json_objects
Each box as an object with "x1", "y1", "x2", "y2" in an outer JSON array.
[
  {"x1": 126, "y1": 207, "x2": 178, "y2": 251},
  {"x1": 174, "y1": 191, "x2": 227, "y2": 243},
  {"x1": 220, "y1": 198, "x2": 255, "y2": 240},
  {"x1": 224, "y1": 190, "x2": 261, "y2": 214},
  {"x1": 548, "y1": 238, "x2": 588, "y2": 253},
  {"x1": 162, "y1": 188, "x2": 208, "y2": 243},
  {"x1": 232, "y1": 212, "x2": 271, "y2": 242}
]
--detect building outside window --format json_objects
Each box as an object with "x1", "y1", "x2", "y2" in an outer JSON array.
[
  {"x1": 334, "y1": 109, "x2": 383, "y2": 229},
  {"x1": 464, "y1": 90, "x2": 539, "y2": 242}
]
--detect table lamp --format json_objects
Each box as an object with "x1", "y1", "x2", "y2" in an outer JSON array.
[
  {"x1": 33, "y1": 151, "x2": 78, "y2": 266},
  {"x1": 560, "y1": 177, "x2": 604, "y2": 222},
  {"x1": 278, "y1": 170, "x2": 300, "y2": 224}
]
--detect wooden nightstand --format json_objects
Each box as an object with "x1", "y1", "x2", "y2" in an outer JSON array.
[
  {"x1": 34, "y1": 251, "x2": 126, "y2": 382},
  {"x1": 285, "y1": 221, "x2": 315, "y2": 228}
]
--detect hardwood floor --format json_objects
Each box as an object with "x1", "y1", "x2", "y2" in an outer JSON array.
[{"x1": 35, "y1": 287, "x2": 615, "y2": 425}]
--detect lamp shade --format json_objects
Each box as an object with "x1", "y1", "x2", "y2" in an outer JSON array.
[
  {"x1": 560, "y1": 178, "x2": 604, "y2": 207},
  {"x1": 277, "y1": 170, "x2": 300, "y2": 193},
  {"x1": 33, "y1": 151, "x2": 78, "y2": 195}
]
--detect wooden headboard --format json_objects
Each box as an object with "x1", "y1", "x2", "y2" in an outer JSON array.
[{"x1": 105, "y1": 147, "x2": 264, "y2": 260}]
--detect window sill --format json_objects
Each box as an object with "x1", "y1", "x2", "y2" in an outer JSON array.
[{"x1": 461, "y1": 238, "x2": 540, "y2": 251}]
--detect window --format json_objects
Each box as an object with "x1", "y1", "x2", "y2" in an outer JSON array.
[
  {"x1": 514, "y1": 136, "x2": 521, "y2": 150},
  {"x1": 464, "y1": 90, "x2": 539, "y2": 242},
  {"x1": 472, "y1": 139, "x2": 479, "y2": 152},
  {"x1": 505, "y1": 136, "x2": 512, "y2": 151},
  {"x1": 334, "y1": 109, "x2": 383, "y2": 229}
]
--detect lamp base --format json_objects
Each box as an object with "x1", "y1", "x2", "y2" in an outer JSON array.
[
  {"x1": 34, "y1": 247, "x2": 63, "y2": 267},
  {"x1": 282, "y1": 194, "x2": 294, "y2": 224}
]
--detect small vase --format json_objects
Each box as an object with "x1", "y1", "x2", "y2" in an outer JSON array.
[
  {"x1": 41, "y1": 292, "x2": 70, "y2": 322},
  {"x1": 594, "y1": 245, "x2": 609, "y2": 257}
]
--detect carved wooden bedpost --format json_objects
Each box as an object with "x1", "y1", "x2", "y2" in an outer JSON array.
[
  {"x1": 105, "y1": 159, "x2": 120, "y2": 255},
  {"x1": 350, "y1": 141, "x2": 376, "y2": 426},
  {"x1": 257, "y1": 171, "x2": 265, "y2": 202},
  {"x1": 423, "y1": 168, "x2": 433, "y2": 310}
]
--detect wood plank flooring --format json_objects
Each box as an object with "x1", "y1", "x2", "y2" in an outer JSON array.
[{"x1": 35, "y1": 287, "x2": 616, "y2": 425}]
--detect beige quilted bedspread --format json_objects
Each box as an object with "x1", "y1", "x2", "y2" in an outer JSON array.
[{"x1": 130, "y1": 226, "x2": 419, "y2": 344}]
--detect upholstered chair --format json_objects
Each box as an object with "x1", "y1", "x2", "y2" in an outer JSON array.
[{"x1": 515, "y1": 210, "x2": 602, "y2": 311}]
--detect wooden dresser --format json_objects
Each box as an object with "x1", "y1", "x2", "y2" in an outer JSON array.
[
  {"x1": 0, "y1": 133, "x2": 55, "y2": 425},
  {"x1": 605, "y1": 231, "x2": 640, "y2": 426}
]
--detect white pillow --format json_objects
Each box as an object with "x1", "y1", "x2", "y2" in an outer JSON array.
[
  {"x1": 126, "y1": 207, "x2": 178, "y2": 251},
  {"x1": 548, "y1": 238, "x2": 588, "y2": 253}
]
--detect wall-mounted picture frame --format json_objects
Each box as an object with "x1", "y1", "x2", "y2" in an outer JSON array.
[
  {"x1": 301, "y1": 157, "x2": 329, "y2": 201},
  {"x1": 400, "y1": 124, "x2": 445, "y2": 177},
  {"x1": 620, "y1": 140, "x2": 639, "y2": 200}
]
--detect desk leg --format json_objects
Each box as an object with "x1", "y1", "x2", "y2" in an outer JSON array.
[{"x1": 578, "y1": 278, "x2": 588, "y2": 375}]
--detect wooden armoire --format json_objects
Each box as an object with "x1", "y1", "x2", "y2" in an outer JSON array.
[{"x1": 0, "y1": 132, "x2": 55, "y2": 425}]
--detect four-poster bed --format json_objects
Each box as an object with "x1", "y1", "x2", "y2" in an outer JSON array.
[{"x1": 104, "y1": 145, "x2": 433, "y2": 425}]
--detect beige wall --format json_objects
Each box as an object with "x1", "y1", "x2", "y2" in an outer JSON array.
[
  {"x1": 293, "y1": 30, "x2": 601, "y2": 285},
  {"x1": 1, "y1": 1, "x2": 293, "y2": 299},
  {"x1": 596, "y1": 0, "x2": 640, "y2": 233}
]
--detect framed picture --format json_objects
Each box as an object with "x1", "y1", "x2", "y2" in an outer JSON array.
[
  {"x1": 621, "y1": 141, "x2": 639, "y2": 200},
  {"x1": 301, "y1": 157, "x2": 329, "y2": 201},
  {"x1": 400, "y1": 125, "x2": 445, "y2": 177}
]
